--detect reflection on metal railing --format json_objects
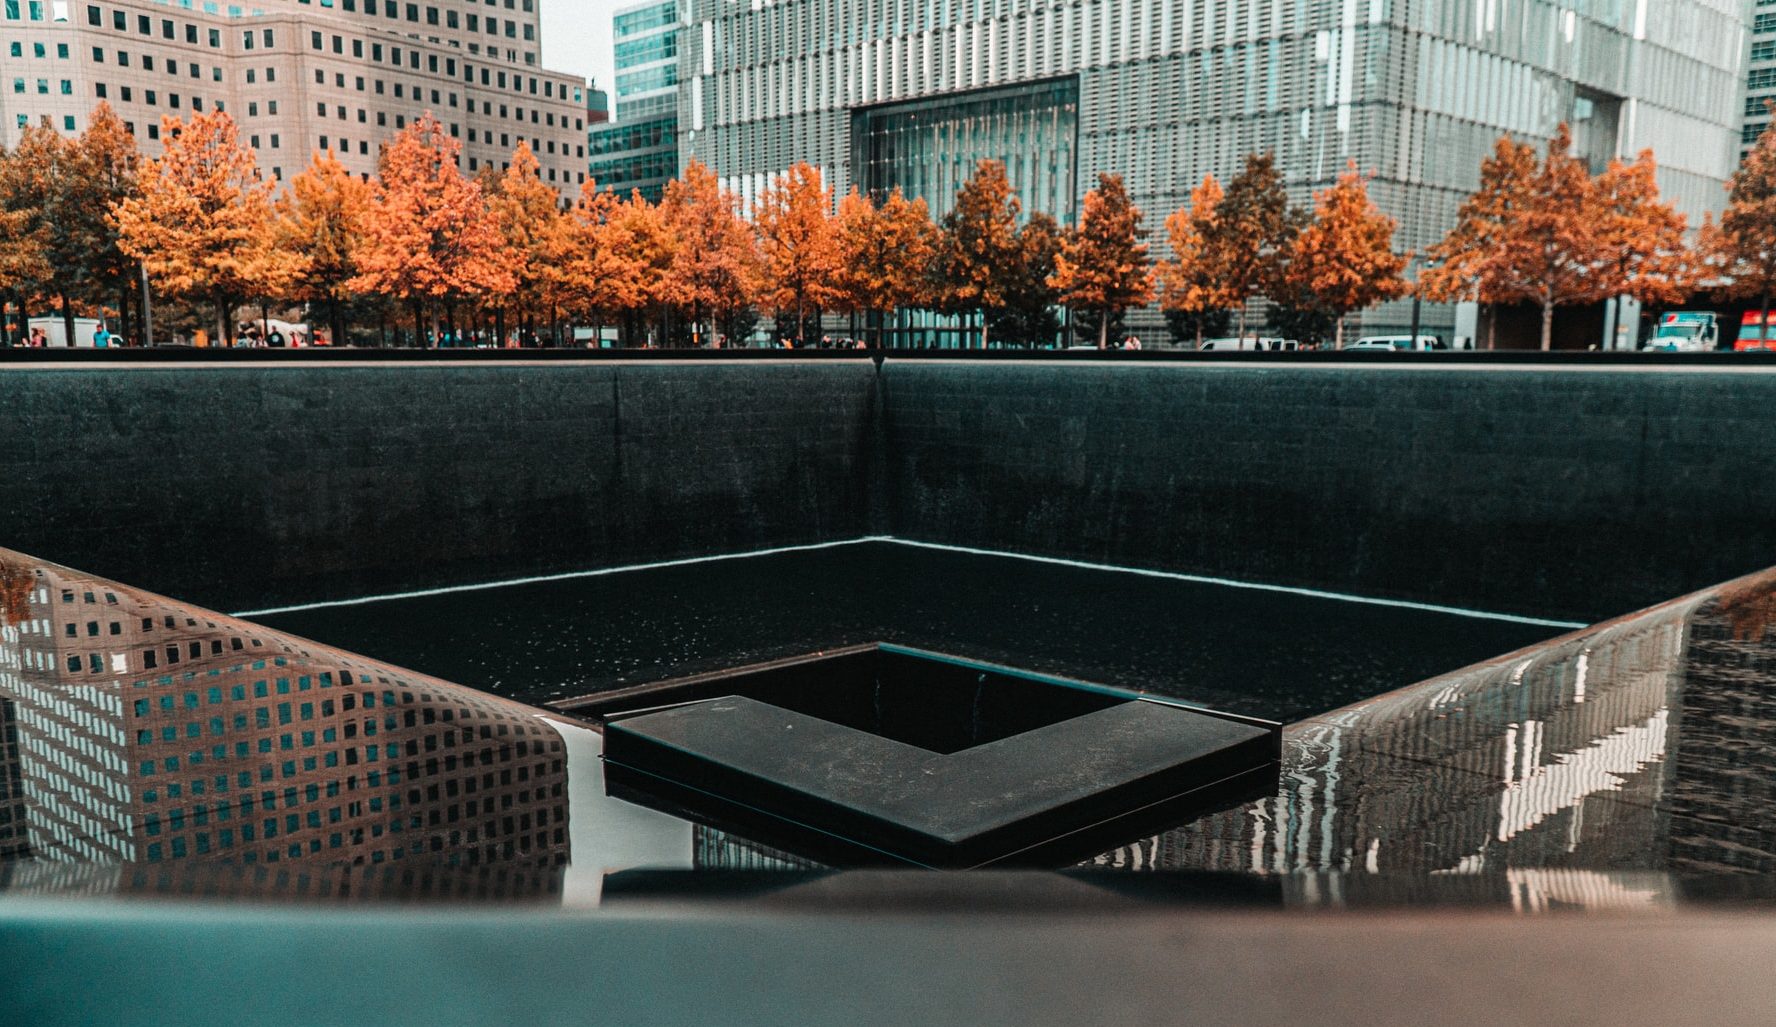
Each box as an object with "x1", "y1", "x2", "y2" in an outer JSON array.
[
  {"x1": 1090, "y1": 573, "x2": 1776, "y2": 881},
  {"x1": 0, "y1": 549, "x2": 571, "y2": 874}
]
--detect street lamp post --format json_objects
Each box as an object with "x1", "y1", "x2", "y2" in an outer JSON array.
[
  {"x1": 1406, "y1": 256, "x2": 1437, "y2": 346},
  {"x1": 139, "y1": 264, "x2": 153, "y2": 348}
]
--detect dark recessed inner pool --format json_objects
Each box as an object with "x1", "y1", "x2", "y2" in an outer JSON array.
[{"x1": 253, "y1": 541, "x2": 1569, "y2": 722}]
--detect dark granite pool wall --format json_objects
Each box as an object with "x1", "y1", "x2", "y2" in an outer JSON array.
[
  {"x1": 5, "y1": 357, "x2": 1776, "y2": 621},
  {"x1": 878, "y1": 363, "x2": 1776, "y2": 622},
  {"x1": 1, "y1": 363, "x2": 879, "y2": 611}
]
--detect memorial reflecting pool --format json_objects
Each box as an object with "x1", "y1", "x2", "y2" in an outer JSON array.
[{"x1": 253, "y1": 541, "x2": 1567, "y2": 723}]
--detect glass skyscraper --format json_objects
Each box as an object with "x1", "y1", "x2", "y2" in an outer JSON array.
[
  {"x1": 681, "y1": 0, "x2": 1746, "y2": 341},
  {"x1": 589, "y1": 0, "x2": 682, "y2": 204}
]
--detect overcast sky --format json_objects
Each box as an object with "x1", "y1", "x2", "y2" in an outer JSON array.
[{"x1": 542, "y1": 2, "x2": 619, "y2": 100}]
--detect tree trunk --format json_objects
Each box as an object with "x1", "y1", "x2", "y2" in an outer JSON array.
[
  {"x1": 1761, "y1": 289, "x2": 1771, "y2": 351},
  {"x1": 1486, "y1": 305, "x2": 1496, "y2": 351},
  {"x1": 1195, "y1": 317, "x2": 1204, "y2": 349},
  {"x1": 1334, "y1": 315, "x2": 1345, "y2": 350},
  {"x1": 60, "y1": 292, "x2": 75, "y2": 349},
  {"x1": 979, "y1": 309, "x2": 989, "y2": 350},
  {"x1": 1236, "y1": 302, "x2": 1248, "y2": 342},
  {"x1": 1540, "y1": 300, "x2": 1554, "y2": 352},
  {"x1": 1097, "y1": 311, "x2": 1109, "y2": 350},
  {"x1": 411, "y1": 298, "x2": 424, "y2": 348}
]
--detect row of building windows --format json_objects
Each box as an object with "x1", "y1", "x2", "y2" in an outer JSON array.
[
  {"x1": 84, "y1": 5, "x2": 224, "y2": 49},
  {"x1": 297, "y1": 0, "x2": 536, "y2": 43}
]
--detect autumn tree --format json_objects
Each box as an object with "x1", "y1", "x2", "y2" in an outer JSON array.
[
  {"x1": 114, "y1": 111, "x2": 291, "y2": 343},
  {"x1": 1156, "y1": 174, "x2": 1240, "y2": 347},
  {"x1": 1420, "y1": 136, "x2": 1538, "y2": 349},
  {"x1": 757, "y1": 162, "x2": 842, "y2": 346},
  {"x1": 0, "y1": 138, "x2": 52, "y2": 345},
  {"x1": 1211, "y1": 153, "x2": 1301, "y2": 339},
  {"x1": 994, "y1": 212, "x2": 1064, "y2": 347},
  {"x1": 613, "y1": 190, "x2": 678, "y2": 346},
  {"x1": 1282, "y1": 163, "x2": 1408, "y2": 348},
  {"x1": 1501, "y1": 126, "x2": 1606, "y2": 350},
  {"x1": 661, "y1": 160, "x2": 759, "y2": 347},
  {"x1": 1425, "y1": 127, "x2": 1609, "y2": 351},
  {"x1": 352, "y1": 113, "x2": 514, "y2": 342},
  {"x1": 933, "y1": 160, "x2": 1023, "y2": 348},
  {"x1": 1711, "y1": 113, "x2": 1776, "y2": 333},
  {"x1": 1593, "y1": 151, "x2": 1691, "y2": 348},
  {"x1": 489, "y1": 141, "x2": 565, "y2": 342},
  {"x1": 1049, "y1": 173, "x2": 1153, "y2": 348},
  {"x1": 75, "y1": 104, "x2": 143, "y2": 341},
  {"x1": 545, "y1": 181, "x2": 628, "y2": 342},
  {"x1": 835, "y1": 186, "x2": 939, "y2": 348},
  {"x1": 276, "y1": 148, "x2": 371, "y2": 347}
]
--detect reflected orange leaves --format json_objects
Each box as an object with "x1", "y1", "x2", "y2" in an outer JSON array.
[
  {"x1": 1713, "y1": 578, "x2": 1776, "y2": 642},
  {"x1": 0, "y1": 556, "x2": 30, "y2": 627}
]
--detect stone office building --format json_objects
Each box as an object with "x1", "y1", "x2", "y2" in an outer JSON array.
[
  {"x1": 0, "y1": 0, "x2": 591, "y2": 191},
  {"x1": 681, "y1": 0, "x2": 1745, "y2": 344}
]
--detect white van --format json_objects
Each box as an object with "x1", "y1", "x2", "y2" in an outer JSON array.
[
  {"x1": 1344, "y1": 335, "x2": 1446, "y2": 351},
  {"x1": 28, "y1": 317, "x2": 105, "y2": 347}
]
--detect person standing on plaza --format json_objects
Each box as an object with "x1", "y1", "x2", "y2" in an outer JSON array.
[{"x1": 92, "y1": 324, "x2": 110, "y2": 348}]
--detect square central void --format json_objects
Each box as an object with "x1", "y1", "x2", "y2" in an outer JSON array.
[
  {"x1": 702, "y1": 646, "x2": 1126, "y2": 754},
  {"x1": 589, "y1": 644, "x2": 1281, "y2": 869}
]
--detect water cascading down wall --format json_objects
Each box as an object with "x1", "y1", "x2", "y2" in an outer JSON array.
[{"x1": 4, "y1": 358, "x2": 1773, "y2": 623}]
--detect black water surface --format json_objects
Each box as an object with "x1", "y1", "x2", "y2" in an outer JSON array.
[{"x1": 255, "y1": 541, "x2": 1567, "y2": 722}]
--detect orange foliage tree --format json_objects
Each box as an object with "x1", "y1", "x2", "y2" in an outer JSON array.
[
  {"x1": 114, "y1": 110, "x2": 290, "y2": 344},
  {"x1": 1211, "y1": 153, "x2": 1300, "y2": 339},
  {"x1": 661, "y1": 160, "x2": 758, "y2": 347},
  {"x1": 489, "y1": 141, "x2": 566, "y2": 342},
  {"x1": 545, "y1": 182, "x2": 631, "y2": 343},
  {"x1": 1420, "y1": 136, "x2": 1538, "y2": 348},
  {"x1": 277, "y1": 148, "x2": 371, "y2": 347},
  {"x1": 1425, "y1": 127, "x2": 1623, "y2": 351},
  {"x1": 1156, "y1": 174, "x2": 1240, "y2": 347},
  {"x1": 1282, "y1": 163, "x2": 1408, "y2": 348},
  {"x1": 1592, "y1": 151, "x2": 1691, "y2": 348},
  {"x1": 936, "y1": 159, "x2": 1022, "y2": 348},
  {"x1": 77, "y1": 104, "x2": 143, "y2": 341},
  {"x1": 352, "y1": 113, "x2": 514, "y2": 342},
  {"x1": 0, "y1": 133, "x2": 53, "y2": 343},
  {"x1": 1710, "y1": 114, "x2": 1776, "y2": 329},
  {"x1": 757, "y1": 162, "x2": 842, "y2": 346},
  {"x1": 835, "y1": 187, "x2": 939, "y2": 349},
  {"x1": 1050, "y1": 173, "x2": 1153, "y2": 348}
]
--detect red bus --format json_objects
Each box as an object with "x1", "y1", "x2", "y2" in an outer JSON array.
[{"x1": 1738, "y1": 311, "x2": 1776, "y2": 351}]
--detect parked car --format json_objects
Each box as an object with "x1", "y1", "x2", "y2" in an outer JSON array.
[
  {"x1": 1344, "y1": 335, "x2": 1446, "y2": 351},
  {"x1": 1200, "y1": 337, "x2": 1288, "y2": 351}
]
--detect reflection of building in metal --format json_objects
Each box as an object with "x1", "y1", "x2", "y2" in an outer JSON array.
[
  {"x1": 0, "y1": 857, "x2": 566, "y2": 904},
  {"x1": 1095, "y1": 595, "x2": 1700, "y2": 887},
  {"x1": 692, "y1": 824, "x2": 821, "y2": 871},
  {"x1": 0, "y1": 552, "x2": 569, "y2": 871},
  {"x1": 0, "y1": 698, "x2": 27, "y2": 860},
  {"x1": 1661, "y1": 585, "x2": 1776, "y2": 873}
]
